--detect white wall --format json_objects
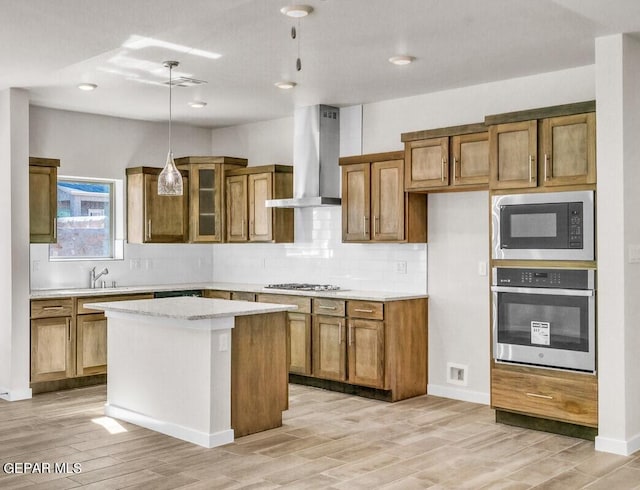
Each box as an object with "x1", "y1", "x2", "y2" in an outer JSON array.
[
  {"x1": 29, "y1": 107, "x2": 215, "y2": 289},
  {"x1": 594, "y1": 34, "x2": 640, "y2": 456},
  {"x1": 0, "y1": 88, "x2": 31, "y2": 401}
]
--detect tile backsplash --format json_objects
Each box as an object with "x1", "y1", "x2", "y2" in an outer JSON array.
[
  {"x1": 212, "y1": 207, "x2": 427, "y2": 293},
  {"x1": 31, "y1": 207, "x2": 427, "y2": 293}
]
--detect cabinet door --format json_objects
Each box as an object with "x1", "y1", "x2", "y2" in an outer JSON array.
[
  {"x1": 347, "y1": 319, "x2": 385, "y2": 388},
  {"x1": 29, "y1": 165, "x2": 57, "y2": 243},
  {"x1": 289, "y1": 313, "x2": 312, "y2": 375},
  {"x1": 226, "y1": 175, "x2": 248, "y2": 242},
  {"x1": 342, "y1": 163, "x2": 371, "y2": 242},
  {"x1": 451, "y1": 132, "x2": 489, "y2": 186},
  {"x1": 76, "y1": 313, "x2": 107, "y2": 376},
  {"x1": 371, "y1": 159, "x2": 404, "y2": 241},
  {"x1": 312, "y1": 315, "x2": 346, "y2": 381},
  {"x1": 404, "y1": 137, "x2": 449, "y2": 190},
  {"x1": 31, "y1": 317, "x2": 74, "y2": 382},
  {"x1": 541, "y1": 113, "x2": 596, "y2": 187},
  {"x1": 203, "y1": 290, "x2": 232, "y2": 300},
  {"x1": 248, "y1": 172, "x2": 273, "y2": 242},
  {"x1": 490, "y1": 121, "x2": 537, "y2": 189},
  {"x1": 191, "y1": 165, "x2": 223, "y2": 242},
  {"x1": 144, "y1": 173, "x2": 189, "y2": 242}
]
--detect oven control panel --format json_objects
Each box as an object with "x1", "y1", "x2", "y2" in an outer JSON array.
[{"x1": 494, "y1": 268, "x2": 593, "y2": 289}]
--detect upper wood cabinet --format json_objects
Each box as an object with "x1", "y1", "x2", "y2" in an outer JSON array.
[
  {"x1": 175, "y1": 156, "x2": 248, "y2": 243},
  {"x1": 486, "y1": 101, "x2": 596, "y2": 190},
  {"x1": 225, "y1": 165, "x2": 294, "y2": 243},
  {"x1": 339, "y1": 151, "x2": 427, "y2": 243},
  {"x1": 126, "y1": 166, "x2": 189, "y2": 243},
  {"x1": 29, "y1": 157, "x2": 60, "y2": 243},
  {"x1": 401, "y1": 124, "x2": 489, "y2": 192}
]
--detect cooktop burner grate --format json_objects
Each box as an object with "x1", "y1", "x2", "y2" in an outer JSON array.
[{"x1": 265, "y1": 283, "x2": 341, "y2": 291}]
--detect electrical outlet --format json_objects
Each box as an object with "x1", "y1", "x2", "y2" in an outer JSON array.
[
  {"x1": 478, "y1": 261, "x2": 487, "y2": 276},
  {"x1": 32, "y1": 260, "x2": 40, "y2": 272},
  {"x1": 218, "y1": 333, "x2": 229, "y2": 352},
  {"x1": 629, "y1": 245, "x2": 640, "y2": 264},
  {"x1": 396, "y1": 261, "x2": 407, "y2": 274}
]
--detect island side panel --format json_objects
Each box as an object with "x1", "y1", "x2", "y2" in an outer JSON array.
[
  {"x1": 231, "y1": 311, "x2": 288, "y2": 437},
  {"x1": 106, "y1": 314, "x2": 234, "y2": 447}
]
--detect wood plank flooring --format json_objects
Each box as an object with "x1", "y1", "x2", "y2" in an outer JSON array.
[{"x1": 1, "y1": 384, "x2": 639, "y2": 489}]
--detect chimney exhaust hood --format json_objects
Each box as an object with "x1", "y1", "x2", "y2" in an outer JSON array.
[{"x1": 265, "y1": 104, "x2": 341, "y2": 208}]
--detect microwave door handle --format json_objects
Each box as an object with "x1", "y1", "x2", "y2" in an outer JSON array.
[{"x1": 491, "y1": 286, "x2": 594, "y2": 297}]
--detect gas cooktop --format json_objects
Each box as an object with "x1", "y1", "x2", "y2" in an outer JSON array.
[{"x1": 264, "y1": 283, "x2": 341, "y2": 292}]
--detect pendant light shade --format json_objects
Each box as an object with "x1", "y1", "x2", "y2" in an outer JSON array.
[{"x1": 158, "y1": 60, "x2": 183, "y2": 196}]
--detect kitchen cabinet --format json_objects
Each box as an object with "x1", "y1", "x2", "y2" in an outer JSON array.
[
  {"x1": 30, "y1": 293, "x2": 153, "y2": 388},
  {"x1": 401, "y1": 124, "x2": 489, "y2": 192},
  {"x1": 30, "y1": 298, "x2": 74, "y2": 382},
  {"x1": 225, "y1": 165, "x2": 294, "y2": 243},
  {"x1": 29, "y1": 156, "x2": 60, "y2": 243},
  {"x1": 486, "y1": 101, "x2": 596, "y2": 190},
  {"x1": 75, "y1": 294, "x2": 153, "y2": 377},
  {"x1": 175, "y1": 156, "x2": 248, "y2": 243},
  {"x1": 339, "y1": 152, "x2": 427, "y2": 243},
  {"x1": 126, "y1": 166, "x2": 189, "y2": 243},
  {"x1": 312, "y1": 298, "x2": 347, "y2": 381},
  {"x1": 257, "y1": 293, "x2": 312, "y2": 376},
  {"x1": 204, "y1": 290, "x2": 232, "y2": 300},
  {"x1": 492, "y1": 362, "x2": 598, "y2": 427}
]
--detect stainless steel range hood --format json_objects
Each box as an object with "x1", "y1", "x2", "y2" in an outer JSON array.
[{"x1": 265, "y1": 104, "x2": 341, "y2": 208}]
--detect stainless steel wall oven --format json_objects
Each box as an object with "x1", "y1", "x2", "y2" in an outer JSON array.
[{"x1": 492, "y1": 267, "x2": 596, "y2": 373}]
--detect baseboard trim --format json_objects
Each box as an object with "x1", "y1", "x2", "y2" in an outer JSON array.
[
  {"x1": 104, "y1": 403, "x2": 234, "y2": 449},
  {"x1": 0, "y1": 387, "x2": 32, "y2": 401},
  {"x1": 595, "y1": 432, "x2": 640, "y2": 456},
  {"x1": 427, "y1": 383, "x2": 490, "y2": 405}
]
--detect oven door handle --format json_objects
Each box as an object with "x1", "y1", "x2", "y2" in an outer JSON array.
[{"x1": 491, "y1": 286, "x2": 594, "y2": 297}]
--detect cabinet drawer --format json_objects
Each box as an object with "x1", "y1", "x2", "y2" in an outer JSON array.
[
  {"x1": 347, "y1": 300, "x2": 384, "y2": 320},
  {"x1": 256, "y1": 293, "x2": 311, "y2": 314},
  {"x1": 31, "y1": 298, "x2": 74, "y2": 319},
  {"x1": 491, "y1": 364, "x2": 598, "y2": 427},
  {"x1": 313, "y1": 298, "x2": 346, "y2": 317},
  {"x1": 231, "y1": 291, "x2": 256, "y2": 302},
  {"x1": 204, "y1": 290, "x2": 232, "y2": 300},
  {"x1": 76, "y1": 293, "x2": 153, "y2": 314}
]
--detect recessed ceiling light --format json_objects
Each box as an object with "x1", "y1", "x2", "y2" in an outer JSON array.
[
  {"x1": 274, "y1": 81, "x2": 297, "y2": 89},
  {"x1": 388, "y1": 55, "x2": 415, "y2": 66},
  {"x1": 77, "y1": 83, "x2": 98, "y2": 91},
  {"x1": 188, "y1": 101, "x2": 207, "y2": 108},
  {"x1": 280, "y1": 5, "x2": 313, "y2": 17}
]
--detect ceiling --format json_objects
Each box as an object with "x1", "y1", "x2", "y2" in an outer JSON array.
[{"x1": 2, "y1": 0, "x2": 640, "y2": 128}]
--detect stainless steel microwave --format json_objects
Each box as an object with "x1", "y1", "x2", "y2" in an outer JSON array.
[{"x1": 492, "y1": 190, "x2": 594, "y2": 261}]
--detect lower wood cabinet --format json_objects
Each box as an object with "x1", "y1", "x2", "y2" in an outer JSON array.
[
  {"x1": 312, "y1": 314, "x2": 347, "y2": 381},
  {"x1": 30, "y1": 293, "x2": 153, "y2": 387},
  {"x1": 491, "y1": 362, "x2": 598, "y2": 427}
]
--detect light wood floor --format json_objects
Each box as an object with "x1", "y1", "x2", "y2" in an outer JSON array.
[{"x1": 1, "y1": 384, "x2": 639, "y2": 489}]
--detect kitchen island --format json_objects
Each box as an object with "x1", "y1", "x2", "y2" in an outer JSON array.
[{"x1": 85, "y1": 296, "x2": 296, "y2": 448}]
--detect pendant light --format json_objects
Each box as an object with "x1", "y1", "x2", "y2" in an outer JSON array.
[{"x1": 158, "y1": 60, "x2": 183, "y2": 196}]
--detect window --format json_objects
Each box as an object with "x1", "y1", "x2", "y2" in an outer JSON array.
[{"x1": 49, "y1": 177, "x2": 124, "y2": 260}]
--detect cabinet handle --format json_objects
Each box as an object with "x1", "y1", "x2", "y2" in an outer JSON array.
[
  {"x1": 349, "y1": 322, "x2": 354, "y2": 345},
  {"x1": 452, "y1": 157, "x2": 458, "y2": 183},
  {"x1": 338, "y1": 321, "x2": 342, "y2": 344},
  {"x1": 67, "y1": 318, "x2": 71, "y2": 342},
  {"x1": 528, "y1": 155, "x2": 535, "y2": 182},
  {"x1": 441, "y1": 158, "x2": 446, "y2": 182},
  {"x1": 43, "y1": 306, "x2": 64, "y2": 311},
  {"x1": 53, "y1": 218, "x2": 57, "y2": 240},
  {"x1": 354, "y1": 308, "x2": 374, "y2": 313},
  {"x1": 241, "y1": 219, "x2": 246, "y2": 238},
  {"x1": 319, "y1": 305, "x2": 337, "y2": 310},
  {"x1": 374, "y1": 216, "x2": 379, "y2": 235},
  {"x1": 147, "y1": 219, "x2": 152, "y2": 239},
  {"x1": 363, "y1": 216, "x2": 369, "y2": 236},
  {"x1": 545, "y1": 153, "x2": 552, "y2": 180},
  {"x1": 526, "y1": 392, "x2": 553, "y2": 400}
]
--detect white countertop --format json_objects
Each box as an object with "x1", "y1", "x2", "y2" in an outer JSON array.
[
  {"x1": 84, "y1": 296, "x2": 297, "y2": 320},
  {"x1": 31, "y1": 282, "x2": 427, "y2": 302}
]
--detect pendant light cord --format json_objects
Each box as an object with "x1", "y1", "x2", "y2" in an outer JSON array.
[{"x1": 168, "y1": 63, "x2": 172, "y2": 153}]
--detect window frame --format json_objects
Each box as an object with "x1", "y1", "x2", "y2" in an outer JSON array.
[{"x1": 49, "y1": 176, "x2": 124, "y2": 262}]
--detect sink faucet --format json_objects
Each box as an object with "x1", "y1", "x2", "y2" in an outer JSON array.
[{"x1": 90, "y1": 267, "x2": 109, "y2": 288}]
